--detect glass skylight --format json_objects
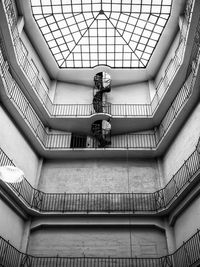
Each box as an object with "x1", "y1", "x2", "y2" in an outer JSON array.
[{"x1": 31, "y1": 0, "x2": 172, "y2": 68}]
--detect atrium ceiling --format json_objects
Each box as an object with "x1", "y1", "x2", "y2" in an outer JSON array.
[
  {"x1": 19, "y1": 0, "x2": 186, "y2": 85},
  {"x1": 31, "y1": 0, "x2": 172, "y2": 69}
]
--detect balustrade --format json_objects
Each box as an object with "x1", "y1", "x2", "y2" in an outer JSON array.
[
  {"x1": 0, "y1": 139, "x2": 200, "y2": 213},
  {"x1": 0, "y1": 42, "x2": 198, "y2": 150},
  {"x1": 0, "y1": 230, "x2": 200, "y2": 266},
  {"x1": 0, "y1": 0, "x2": 195, "y2": 118}
]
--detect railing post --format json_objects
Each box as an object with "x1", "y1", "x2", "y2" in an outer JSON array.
[
  {"x1": 62, "y1": 192, "x2": 66, "y2": 213},
  {"x1": 197, "y1": 138, "x2": 200, "y2": 154},
  {"x1": 17, "y1": 180, "x2": 23, "y2": 196},
  {"x1": 23, "y1": 101, "x2": 29, "y2": 119},
  {"x1": 1, "y1": 239, "x2": 9, "y2": 266},
  {"x1": 56, "y1": 254, "x2": 59, "y2": 267},
  {"x1": 108, "y1": 192, "x2": 110, "y2": 213},
  {"x1": 31, "y1": 189, "x2": 43, "y2": 211},
  {"x1": 195, "y1": 228, "x2": 200, "y2": 264},
  {"x1": 126, "y1": 133, "x2": 128, "y2": 149},
  {"x1": 131, "y1": 192, "x2": 135, "y2": 213},
  {"x1": 17, "y1": 252, "x2": 22, "y2": 267},
  {"x1": 183, "y1": 241, "x2": 192, "y2": 265},
  {"x1": 35, "y1": 122, "x2": 41, "y2": 138},
  {"x1": 161, "y1": 255, "x2": 173, "y2": 267},
  {"x1": 128, "y1": 192, "x2": 131, "y2": 212},
  {"x1": 184, "y1": 160, "x2": 192, "y2": 181},
  {"x1": 146, "y1": 104, "x2": 148, "y2": 116},
  {"x1": 154, "y1": 126, "x2": 159, "y2": 146},
  {"x1": 87, "y1": 192, "x2": 90, "y2": 213},
  {"x1": 172, "y1": 176, "x2": 179, "y2": 197},
  {"x1": 19, "y1": 254, "x2": 32, "y2": 267},
  {"x1": 155, "y1": 189, "x2": 166, "y2": 211},
  {"x1": 171, "y1": 103, "x2": 177, "y2": 118},
  {"x1": 197, "y1": 228, "x2": 200, "y2": 242}
]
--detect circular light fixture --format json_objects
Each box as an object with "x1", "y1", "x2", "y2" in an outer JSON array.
[{"x1": 0, "y1": 166, "x2": 24, "y2": 183}]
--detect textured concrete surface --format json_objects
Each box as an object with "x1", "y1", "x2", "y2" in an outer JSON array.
[
  {"x1": 174, "y1": 194, "x2": 200, "y2": 248},
  {"x1": 154, "y1": 33, "x2": 179, "y2": 87},
  {"x1": 28, "y1": 226, "x2": 167, "y2": 257},
  {"x1": 162, "y1": 102, "x2": 200, "y2": 183},
  {"x1": 0, "y1": 106, "x2": 39, "y2": 186},
  {"x1": 54, "y1": 82, "x2": 92, "y2": 104},
  {"x1": 39, "y1": 158, "x2": 160, "y2": 193},
  {"x1": 0, "y1": 198, "x2": 25, "y2": 249},
  {"x1": 21, "y1": 31, "x2": 51, "y2": 88},
  {"x1": 109, "y1": 82, "x2": 150, "y2": 104}
]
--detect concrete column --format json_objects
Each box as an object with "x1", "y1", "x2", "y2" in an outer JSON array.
[
  {"x1": 179, "y1": 15, "x2": 188, "y2": 40},
  {"x1": 17, "y1": 16, "x2": 24, "y2": 36},
  {"x1": 148, "y1": 80, "x2": 156, "y2": 102},
  {"x1": 197, "y1": 138, "x2": 200, "y2": 153},
  {"x1": 164, "y1": 219, "x2": 176, "y2": 254},
  {"x1": 49, "y1": 80, "x2": 57, "y2": 103},
  {"x1": 178, "y1": 16, "x2": 185, "y2": 31},
  {"x1": 34, "y1": 157, "x2": 43, "y2": 189},
  {"x1": 156, "y1": 158, "x2": 165, "y2": 188},
  {"x1": 20, "y1": 220, "x2": 31, "y2": 253}
]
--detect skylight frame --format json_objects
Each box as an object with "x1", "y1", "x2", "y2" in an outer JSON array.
[{"x1": 31, "y1": 0, "x2": 172, "y2": 69}]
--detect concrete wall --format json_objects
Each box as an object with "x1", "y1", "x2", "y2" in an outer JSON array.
[
  {"x1": 54, "y1": 81, "x2": 150, "y2": 105},
  {"x1": 174, "y1": 194, "x2": 200, "y2": 248},
  {"x1": 0, "y1": 198, "x2": 25, "y2": 249},
  {"x1": 162, "y1": 102, "x2": 200, "y2": 183},
  {"x1": 28, "y1": 226, "x2": 167, "y2": 257},
  {"x1": 154, "y1": 32, "x2": 180, "y2": 88},
  {"x1": 110, "y1": 82, "x2": 150, "y2": 104},
  {"x1": 21, "y1": 31, "x2": 51, "y2": 90},
  {"x1": 39, "y1": 158, "x2": 160, "y2": 193},
  {"x1": 0, "y1": 106, "x2": 39, "y2": 186},
  {"x1": 54, "y1": 82, "x2": 92, "y2": 104}
]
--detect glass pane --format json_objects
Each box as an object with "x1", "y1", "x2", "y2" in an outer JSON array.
[{"x1": 31, "y1": 0, "x2": 172, "y2": 68}]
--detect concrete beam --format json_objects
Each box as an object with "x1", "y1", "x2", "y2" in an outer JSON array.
[{"x1": 17, "y1": 16, "x2": 24, "y2": 35}]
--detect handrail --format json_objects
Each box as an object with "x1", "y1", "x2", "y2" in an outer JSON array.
[
  {"x1": 0, "y1": 0, "x2": 198, "y2": 152},
  {"x1": 0, "y1": 229, "x2": 200, "y2": 266},
  {"x1": 1, "y1": 0, "x2": 194, "y2": 118},
  {"x1": 0, "y1": 136, "x2": 199, "y2": 213},
  {"x1": 0, "y1": 33, "x2": 198, "y2": 150},
  {"x1": 0, "y1": 39, "x2": 197, "y2": 150}
]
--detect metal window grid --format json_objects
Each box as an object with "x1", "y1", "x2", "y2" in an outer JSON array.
[{"x1": 30, "y1": 0, "x2": 172, "y2": 68}]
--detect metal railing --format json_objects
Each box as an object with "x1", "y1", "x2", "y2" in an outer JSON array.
[
  {"x1": 0, "y1": 229, "x2": 200, "y2": 266},
  {"x1": 0, "y1": 137, "x2": 200, "y2": 213},
  {"x1": 0, "y1": 0, "x2": 198, "y2": 152},
  {"x1": 156, "y1": 72, "x2": 193, "y2": 144},
  {"x1": 0, "y1": 33, "x2": 198, "y2": 151},
  {"x1": 1, "y1": 0, "x2": 194, "y2": 118}
]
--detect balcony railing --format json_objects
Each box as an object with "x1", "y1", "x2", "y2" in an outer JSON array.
[
  {"x1": 1, "y1": 0, "x2": 194, "y2": 118},
  {"x1": 0, "y1": 34, "x2": 198, "y2": 151},
  {"x1": 0, "y1": 137, "x2": 200, "y2": 213},
  {"x1": 0, "y1": 229, "x2": 200, "y2": 266}
]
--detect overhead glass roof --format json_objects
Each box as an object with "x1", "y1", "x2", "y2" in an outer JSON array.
[{"x1": 31, "y1": 0, "x2": 172, "y2": 69}]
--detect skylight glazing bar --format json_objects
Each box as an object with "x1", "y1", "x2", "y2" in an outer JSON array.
[{"x1": 31, "y1": 0, "x2": 172, "y2": 68}]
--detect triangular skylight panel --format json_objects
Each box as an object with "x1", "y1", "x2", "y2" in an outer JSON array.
[{"x1": 31, "y1": 0, "x2": 172, "y2": 68}]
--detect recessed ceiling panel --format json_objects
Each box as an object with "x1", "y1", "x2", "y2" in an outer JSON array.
[{"x1": 31, "y1": 0, "x2": 172, "y2": 68}]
